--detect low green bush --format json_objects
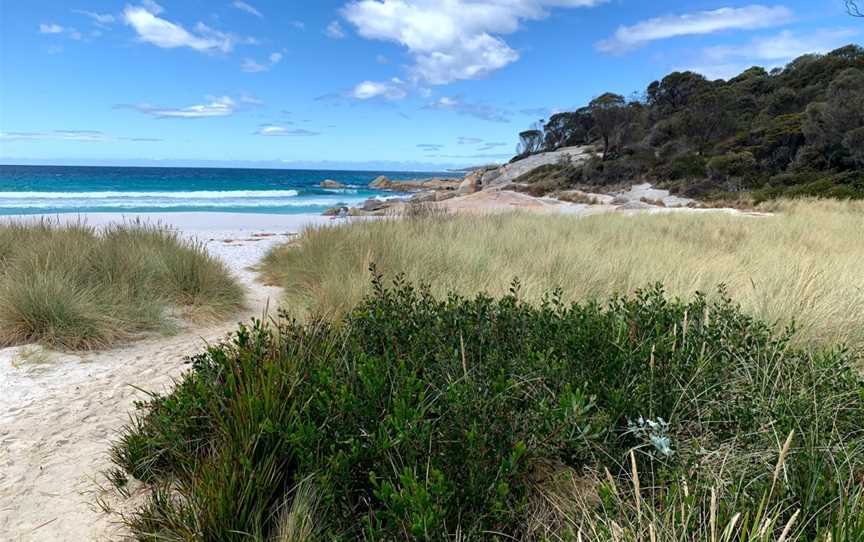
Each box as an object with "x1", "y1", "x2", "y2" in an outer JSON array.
[
  {"x1": 110, "y1": 275, "x2": 864, "y2": 540},
  {"x1": 753, "y1": 171, "x2": 864, "y2": 202}
]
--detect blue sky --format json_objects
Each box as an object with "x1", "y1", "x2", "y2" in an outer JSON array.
[{"x1": 0, "y1": 0, "x2": 860, "y2": 170}]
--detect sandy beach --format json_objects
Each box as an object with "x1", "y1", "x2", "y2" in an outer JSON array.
[{"x1": 0, "y1": 212, "x2": 330, "y2": 541}]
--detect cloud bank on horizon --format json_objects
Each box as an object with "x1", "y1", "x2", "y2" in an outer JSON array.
[{"x1": 0, "y1": 0, "x2": 860, "y2": 168}]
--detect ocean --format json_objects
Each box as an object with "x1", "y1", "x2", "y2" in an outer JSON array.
[{"x1": 0, "y1": 165, "x2": 458, "y2": 215}]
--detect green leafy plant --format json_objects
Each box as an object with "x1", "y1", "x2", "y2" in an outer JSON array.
[{"x1": 108, "y1": 276, "x2": 864, "y2": 540}]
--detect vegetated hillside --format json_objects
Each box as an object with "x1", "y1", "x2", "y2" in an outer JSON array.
[{"x1": 512, "y1": 44, "x2": 864, "y2": 202}]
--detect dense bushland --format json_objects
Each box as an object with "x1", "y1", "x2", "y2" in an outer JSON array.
[
  {"x1": 109, "y1": 276, "x2": 864, "y2": 540},
  {"x1": 261, "y1": 201, "x2": 864, "y2": 351},
  {"x1": 513, "y1": 45, "x2": 864, "y2": 201},
  {"x1": 0, "y1": 219, "x2": 244, "y2": 349}
]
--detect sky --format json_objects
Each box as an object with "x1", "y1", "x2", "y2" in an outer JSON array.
[{"x1": 0, "y1": 0, "x2": 860, "y2": 170}]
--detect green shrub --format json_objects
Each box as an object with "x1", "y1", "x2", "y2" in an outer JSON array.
[
  {"x1": 754, "y1": 171, "x2": 864, "y2": 202},
  {"x1": 665, "y1": 152, "x2": 707, "y2": 180},
  {"x1": 509, "y1": 163, "x2": 582, "y2": 196},
  {"x1": 707, "y1": 151, "x2": 758, "y2": 185},
  {"x1": 110, "y1": 277, "x2": 864, "y2": 540}
]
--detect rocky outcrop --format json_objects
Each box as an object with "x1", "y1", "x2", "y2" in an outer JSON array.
[
  {"x1": 613, "y1": 183, "x2": 694, "y2": 208},
  {"x1": 470, "y1": 146, "x2": 594, "y2": 190},
  {"x1": 457, "y1": 170, "x2": 484, "y2": 195},
  {"x1": 361, "y1": 198, "x2": 390, "y2": 212},
  {"x1": 368, "y1": 176, "x2": 462, "y2": 192},
  {"x1": 320, "y1": 179, "x2": 347, "y2": 189},
  {"x1": 369, "y1": 175, "x2": 391, "y2": 189}
]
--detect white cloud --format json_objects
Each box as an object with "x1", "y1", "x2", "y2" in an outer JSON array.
[
  {"x1": 241, "y1": 51, "x2": 284, "y2": 72},
  {"x1": 232, "y1": 1, "x2": 263, "y2": 18},
  {"x1": 239, "y1": 93, "x2": 264, "y2": 105},
  {"x1": 687, "y1": 28, "x2": 859, "y2": 79},
  {"x1": 289, "y1": 20, "x2": 306, "y2": 30},
  {"x1": 141, "y1": 0, "x2": 164, "y2": 15},
  {"x1": 478, "y1": 141, "x2": 508, "y2": 151},
  {"x1": 597, "y1": 5, "x2": 794, "y2": 53},
  {"x1": 39, "y1": 23, "x2": 65, "y2": 34},
  {"x1": 704, "y1": 28, "x2": 858, "y2": 62},
  {"x1": 241, "y1": 58, "x2": 268, "y2": 72},
  {"x1": 126, "y1": 96, "x2": 237, "y2": 118},
  {"x1": 73, "y1": 10, "x2": 116, "y2": 25},
  {"x1": 39, "y1": 23, "x2": 83, "y2": 40},
  {"x1": 1, "y1": 130, "x2": 107, "y2": 142},
  {"x1": 425, "y1": 96, "x2": 510, "y2": 122},
  {"x1": 351, "y1": 78, "x2": 408, "y2": 100},
  {"x1": 123, "y1": 2, "x2": 238, "y2": 53},
  {"x1": 341, "y1": 0, "x2": 606, "y2": 85},
  {"x1": 325, "y1": 20, "x2": 346, "y2": 39},
  {"x1": 417, "y1": 143, "x2": 444, "y2": 151},
  {"x1": 254, "y1": 125, "x2": 320, "y2": 136},
  {"x1": 0, "y1": 130, "x2": 162, "y2": 142}
]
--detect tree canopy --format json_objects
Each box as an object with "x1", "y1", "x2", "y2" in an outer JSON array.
[{"x1": 512, "y1": 44, "x2": 864, "y2": 201}]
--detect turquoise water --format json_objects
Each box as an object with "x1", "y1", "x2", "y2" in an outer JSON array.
[{"x1": 0, "y1": 165, "x2": 457, "y2": 215}]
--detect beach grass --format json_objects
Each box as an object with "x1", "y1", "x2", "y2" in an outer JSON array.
[
  {"x1": 261, "y1": 198, "x2": 864, "y2": 351},
  {"x1": 0, "y1": 219, "x2": 244, "y2": 349}
]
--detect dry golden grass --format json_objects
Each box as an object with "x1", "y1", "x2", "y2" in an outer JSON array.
[{"x1": 261, "y1": 199, "x2": 864, "y2": 351}]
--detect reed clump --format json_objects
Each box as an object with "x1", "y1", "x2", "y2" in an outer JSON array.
[{"x1": 0, "y1": 219, "x2": 244, "y2": 349}]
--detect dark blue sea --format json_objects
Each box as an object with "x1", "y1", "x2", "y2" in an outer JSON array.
[{"x1": 0, "y1": 165, "x2": 457, "y2": 215}]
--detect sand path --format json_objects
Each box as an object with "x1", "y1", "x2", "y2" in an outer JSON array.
[{"x1": 0, "y1": 217, "x2": 317, "y2": 541}]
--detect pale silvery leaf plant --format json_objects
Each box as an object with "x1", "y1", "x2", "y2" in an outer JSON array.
[{"x1": 627, "y1": 416, "x2": 674, "y2": 458}]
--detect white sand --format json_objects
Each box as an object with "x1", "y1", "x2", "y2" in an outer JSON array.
[{"x1": 0, "y1": 212, "x2": 329, "y2": 541}]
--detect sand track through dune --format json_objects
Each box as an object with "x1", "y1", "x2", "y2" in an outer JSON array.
[{"x1": 0, "y1": 221, "x2": 298, "y2": 541}]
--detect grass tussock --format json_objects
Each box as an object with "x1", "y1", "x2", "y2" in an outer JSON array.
[
  {"x1": 261, "y1": 198, "x2": 864, "y2": 351},
  {"x1": 0, "y1": 219, "x2": 244, "y2": 349},
  {"x1": 109, "y1": 279, "x2": 864, "y2": 540}
]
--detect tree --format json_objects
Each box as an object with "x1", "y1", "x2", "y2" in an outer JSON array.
[
  {"x1": 542, "y1": 108, "x2": 593, "y2": 150},
  {"x1": 844, "y1": 127, "x2": 864, "y2": 165},
  {"x1": 681, "y1": 87, "x2": 737, "y2": 151},
  {"x1": 848, "y1": 1, "x2": 863, "y2": 16},
  {"x1": 707, "y1": 151, "x2": 758, "y2": 191},
  {"x1": 646, "y1": 71, "x2": 709, "y2": 114},
  {"x1": 588, "y1": 93, "x2": 628, "y2": 160},
  {"x1": 802, "y1": 68, "x2": 864, "y2": 163},
  {"x1": 516, "y1": 129, "x2": 544, "y2": 156}
]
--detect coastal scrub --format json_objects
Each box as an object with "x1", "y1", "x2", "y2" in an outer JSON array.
[{"x1": 109, "y1": 278, "x2": 864, "y2": 540}]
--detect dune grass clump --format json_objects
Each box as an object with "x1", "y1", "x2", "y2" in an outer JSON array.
[
  {"x1": 109, "y1": 277, "x2": 864, "y2": 540},
  {"x1": 0, "y1": 219, "x2": 244, "y2": 349},
  {"x1": 261, "y1": 199, "x2": 864, "y2": 351}
]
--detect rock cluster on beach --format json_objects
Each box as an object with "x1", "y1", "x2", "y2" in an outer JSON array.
[{"x1": 322, "y1": 144, "x2": 707, "y2": 217}]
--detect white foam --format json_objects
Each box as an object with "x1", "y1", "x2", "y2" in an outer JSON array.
[
  {"x1": 0, "y1": 199, "x2": 366, "y2": 209},
  {"x1": 0, "y1": 190, "x2": 300, "y2": 199}
]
